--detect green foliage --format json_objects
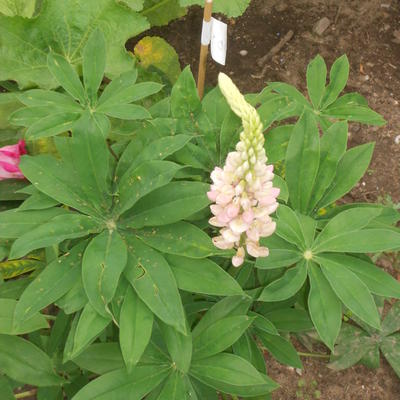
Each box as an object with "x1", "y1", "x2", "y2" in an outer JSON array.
[{"x1": 0, "y1": 51, "x2": 399, "y2": 400}]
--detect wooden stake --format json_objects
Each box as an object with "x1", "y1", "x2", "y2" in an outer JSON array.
[{"x1": 197, "y1": 0, "x2": 213, "y2": 99}]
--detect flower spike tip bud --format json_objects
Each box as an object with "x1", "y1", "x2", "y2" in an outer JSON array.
[{"x1": 208, "y1": 73, "x2": 280, "y2": 267}]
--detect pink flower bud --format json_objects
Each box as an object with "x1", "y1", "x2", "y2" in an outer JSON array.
[{"x1": 0, "y1": 140, "x2": 27, "y2": 181}]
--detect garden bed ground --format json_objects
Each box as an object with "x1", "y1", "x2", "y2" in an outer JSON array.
[{"x1": 134, "y1": 0, "x2": 400, "y2": 399}]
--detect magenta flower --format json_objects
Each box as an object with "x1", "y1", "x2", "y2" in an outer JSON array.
[
  {"x1": 0, "y1": 140, "x2": 27, "y2": 180},
  {"x1": 208, "y1": 74, "x2": 280, "y2": 267}
]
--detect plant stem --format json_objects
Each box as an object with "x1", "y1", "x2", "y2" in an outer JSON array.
[
  {"x1": 298, "y1": 352, "x2": 330, "y2": 359},
  {"x1": 15, "y1": 389, "x2": 37, "y2": 399},
  {"x1": 43, "y1": 314, "x2": 57, "y2": 320}
]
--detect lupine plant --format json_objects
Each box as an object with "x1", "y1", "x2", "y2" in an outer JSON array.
[{"x1": 0, "y1": 29, "x2": 400, "y2": 398}]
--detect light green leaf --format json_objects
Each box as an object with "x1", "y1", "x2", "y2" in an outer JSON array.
[
  {"x1": 381, "y1": 335, "x2": 400, "y2": 378},
  {"x1": 72, "y1": 365, "x2": 170, "y2": 400},
  {"x1": 120, "y1": 286, "x2": 153, "y2": 372},
  {"x1": 117, "y1": 160, "x2": 181, "y2": 215},
  {"x1": 122, "y1": 181, "x2": 209, "y2": 229},
  {"x1": 0, "y1": 298, "x2": 48, "y2": 334},
  {"x1": 155, "y1": 372, "x2": 189, "y2": 400},
  {"x1": 0, "y1": 0, "x2": 149, "y2": 89},
  {"x1": 19, "y1": 190, "x2": 59, "y2": 211},
  {"x1": 166, "y1": 254, "x2": 243, "y2": 296},
  {"x1": 232, "y1": 332, "x2": 267, "y2": 374},
  {"x1": 307, "y1": 121, "x2": 348, "y2": 213},
  {"x1": 324, "y1": 254, "x2": 400, "y2": 299},
  {"x1": 308, "y1": 262, "x2": 342, "y2": 350},
  {"x1": 137, "y1": 221, "x2": 219, "y2": 258},
  {"x1": 0, "y1": 375, "x2": 14, "y2": 400},
  {"x1": 264, "y1": 125, "x2": 293, "y2": 163},
  {"x1": 256, "y1": 330, "x2": 302, "y2": 369},
  {"x1": 83, "y1": 29, "x2": 106, "y2": 105},
  {"x1": 285, "y1": 111, "x2": 320, "y2": 212},
  {"x1": 15, "y1": 242, "x2": 85, "y2": 321},
  {"x1": 312, "y1": 207, "x2": 382, "y2": 252},
  {"x1": 189, "y1": 353, "x2": 279, "y2": 397},
  {"x1": 142, "y1": 0, "x2": 186, "y2": 27},
  {"x1": 0, "y1": 334, "x2": 64, "y2": 386},
  {"x1": 258, "y1": 260, "x2": 308, "y2": 302},
  {"x1": 10, "y1": 213, "x2": 101, "y2": 259},
  {"x1": 69, "y1": 303, "x2": 111, "y2": 360},
  {"x1": 0, "y1": 0, "x2": 36, "y2": 17},
  {"x1": 267, "y1": 82, "x2": 309, "y2": 108},
  {"x1": 264, "y1": 308, "x2": 313, "y2": 333},
  {"x1": 275, "y1": 205, "x2": 306, "y2": 248},
  {"x1": 47, "y1": 53, "x2": 86, "y2": 104},
  {"x1": 382, "y1": 302, "x2": 400, "y2": 336},
  {"x1": 82, "y1": 230, "x2": 127, "y2": 317},
  {"x1": 306, "y1": 54, "x2": 327, "y2": 109},
  {"x1": 159, "y1": 321, "x2": 192, "y2": 373},
  {"x1": 318, "y1": 256, "x2": 381, "y2": 329},
  {"x1": 0, "y1": 207, "x2": 67, "y2": 239},
  {"x1": 179, "y1": 0, "x2": 250, "y2": 17},
  {"x1": 192, "y1": 316, "x2": 254, "y2": 360},
  {"x1": 99, "y1": 103, "x2": 151, "y2": 120},
  {"x1": 124, "y1": 238, "x2": 186, "y2": 334},
  {"x1": 322, "y1": 104, "x2": 385, "y2": 126},
  {"x1": 17, "y1": 89, "x2": 82, "y2": 111},
  {"x1": 320, "y1": 55, "x2": 349, "y2": 109},
  {"x1": 317, "y1": 142, "x2": 374, "y2": 209}
]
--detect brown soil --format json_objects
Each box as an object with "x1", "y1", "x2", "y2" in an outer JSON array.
[{"x1": 138, "y1": 1, "x2": 400, "y2": 399}]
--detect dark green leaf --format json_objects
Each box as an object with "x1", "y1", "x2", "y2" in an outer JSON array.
[
  {"x1": 264, "y1": 125, "x2": 293, "y2": 163},
  {"x1": 381, "y1": 334, "x2": 400, "y2": 378},
  {"x1": 306, "y1": 54, "x2": 327, "y2": 109},
  {"x1": 265, "y1": 308, "x2": 313, "y2": 332}
]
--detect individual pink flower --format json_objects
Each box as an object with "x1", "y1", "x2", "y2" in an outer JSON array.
[
  {"x1": 0, "y1": 140, "x2": 27, "y2": 180},
  {"x1": 208, "y1": 74, "x2": 280, "y2": 267}
]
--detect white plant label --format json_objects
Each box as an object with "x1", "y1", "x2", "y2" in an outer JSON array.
[{"x1": 210, "y1": 17, "x2": 227, "y2": 65}]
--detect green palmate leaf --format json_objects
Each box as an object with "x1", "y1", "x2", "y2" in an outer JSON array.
[
  {"x1": 120, "y1": 286, "x2": 153, "y2": 372},
  {"x1": 0, "y1": 298, "x2": 48, "y2": 334},
  {"x1": 180, "y1": 0, "x2": 250, "y2": 17},
  {"x1": 318, "y1": 256, "x2": 381, "y2": 329},
  {"x1": 0, "y1": 0, "x2": 36, "y2": 17},
  {"x1": 267, "y1": 82, "x2": 309, "y2": 108},
  {"x1": 257, "y1": 96, "x2": 299, "y2": 129},
  {"x1": 308, "y1": 262, "x2": 342, "y2": 350},
  {"x1": 252, "y1": 313, "x2": 278, "y2": 335},
  {"x1": 19, "y1": 190, "x2": 59, "y2": 211},
  {"x1": 0, "y1": 207, "x2": 67, "y2": 239},
  {"x1": 381, "y1": 334, "x2": 400, "y2": 378},
  {"x1": 320, "y1": 55, "x2": 349, "y2": 109},
  {"x1": 72, "y1": 343, "x2": 124, "y2": 374},
  {"x1": 72, "y1": 365, "x2": 170, "y2": 400},
  {"x1": 122, "y1": 181, "x2": 209, "y2": 229},
  {"x1": 306, "y1": 55, "x2": 327, "y2": 109},
  {"x1": 312, "y1": 207, "x2": 382, "y2": 252},
  {"x1": 17, "y1": 89, "x2": 82, "y2": 111},
  {"x1": 124, "y1": 238, "x2": 186, "y2": 334},
  {"x1": 0, "y1": 0, "x2": 149, "y2": 89},
  {"x1": 82, "y1": 230, "x2": 127, "y2": 317},
  {"x1": 160, "y1": 321, "x2": 192, "y2": 373},
  {"x1": 190, "y1": 353, "x2": 279, "y2": 397},
  {"x1": 137, "y1": 221, "x2": 218, "y2": 258},
  {"x1": 256, "y1": 330, "x2": 302, "y2": 369},
  {"x1": 56, "y1": 278, "x2": 88, "y2": 315},
  {"x1": 0, "y1": 375, "x2": 14, "y2": 400},
  {"x1": 232, "y1": 332, "x2": 267, "y2": 374},
  {"x1": 166, "y1": 255, "x2": 243, "y2": 296},
  {"x1": 256, "y1": 234, "x2": 302, "y2": 270},
  {"x1": 0, "y1": 334, "x2": 64, "y2": 386},
  {"x1": 258, "y1": 260, "x2": 308, "y2": 302},
  {"x1": 307, "y1": 121, "x2": 348, "y2": 213},
  {"x1": 47, "y1": 53, "x2": 86, "y2": 104},
  {"x1": 83, "y1": 29, "x2": 106, "y2": 105},
  {"x1": 382, "y1": 302, "x2": 400, "y2": 336},
  {"x1": 192, "y1": 315, "x2": 255, "y2": 360},
  {"x1": 297, "y1": 214, "x2": 316, "y2": 248},
  {"x1": 134, "y1": 36, "x2": 181, "y2": 84},
  {"x1": 265, "y1": 308, "x2": 313, "y2": 332},
  {"x1": 9, "y1": 213, "x2": 101, "y2": 259},
  {"x1": 317, "y1": 142, "x2": 374, "y2": 209},
  {"x1": 322, "y1": 104, "x2": 386, "y2": 126},
  {"x1": 273, "y1": 175, "x2": 289, "y2": 203},
  {"x1": 68, "y1": 303, "x2": 111, "y2": 360},
  {"x1": 264, "y1": 125, "x2": 293, "y2": 163},
  {"x1": 117, "y1": 160, "x2": 181, "y2": 215},
  {"x1": 14, "y1": 242, "x2": 84, "y2": 322},
  {"x1": 324, "y1": 254, "x2": 400, "y2": 299},
  {"x1": 285, "y1": 111, "x2": 320, "y2": 213}
]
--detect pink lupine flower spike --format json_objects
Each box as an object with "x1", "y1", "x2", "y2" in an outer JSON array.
[{"x1": 0, "y1": 140, "x2": 27, "y2": 180}]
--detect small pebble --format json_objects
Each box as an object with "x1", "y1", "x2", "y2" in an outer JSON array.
[
  {"x1": 362, "y1": 182, "x2": 366, "y2": 186},
  {"x1": 395, "y1": 134, "x2": 400, "y2": 144},
  {"x1": 239, "y1": 49, "x2": 248, "y2": 56},
  {"x1": 296, "y1": 368, "x2": 302, "y2": 376}
]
